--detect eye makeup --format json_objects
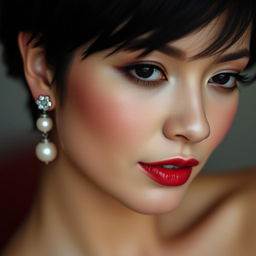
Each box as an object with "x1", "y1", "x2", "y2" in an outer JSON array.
[
  {"x1": 119, "y1": 62, "x2": 168, "y2": 87},
  {"x1": 208, "y1": 72, "x2": 250, "y2": 91}
]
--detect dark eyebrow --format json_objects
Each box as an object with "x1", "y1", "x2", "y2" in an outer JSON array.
[
  {"x1": 157, "y1": 45, "x2": 250, "y2": 62},
  {"x1": 216, "y1": 49, "x2": 250, "y2": 62},
  {"x1": 157, "y1": 45, "x2": 186, "y2": 59}
]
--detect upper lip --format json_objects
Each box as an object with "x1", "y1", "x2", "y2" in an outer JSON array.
[{"x1": 140, "y1": 157, "x2": 199, "y2": 167}]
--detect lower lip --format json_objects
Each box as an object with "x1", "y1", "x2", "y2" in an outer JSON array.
[{"x1": 139, "y1": 164, "x2": 193, "y2": 186}]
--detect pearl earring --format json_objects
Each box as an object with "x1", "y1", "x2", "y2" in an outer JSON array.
[{"x1": 35, "y1": 95, "x2": 57, "y2": 164}]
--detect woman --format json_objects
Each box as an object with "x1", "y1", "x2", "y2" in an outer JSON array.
[{"x1": 1, "y1": 0, "x2": 256, "y2": 255}]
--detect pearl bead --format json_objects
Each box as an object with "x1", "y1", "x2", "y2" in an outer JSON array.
[
  {"x1": 35, "y1": 141, "x2": 57, "y2": 164},
  {"x1": 36, "y1": 117, "x2": 53, "y2": 133}
]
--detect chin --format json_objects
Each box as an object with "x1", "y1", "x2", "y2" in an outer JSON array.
[{"x1": 119, "y1": 186, "x2": 187, "y2": 215}]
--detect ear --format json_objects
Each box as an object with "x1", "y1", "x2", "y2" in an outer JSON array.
[{"x1": 17, "y1": 32, "x2": 56, "y2": 110}]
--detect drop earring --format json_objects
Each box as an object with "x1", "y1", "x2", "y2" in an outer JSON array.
[{"x1": 35, "y1": 95, "x2": 57, "y2": 164}]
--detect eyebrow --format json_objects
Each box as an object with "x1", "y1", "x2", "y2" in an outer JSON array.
[
  {"x1": 158, "y1": 45, "x2": 186, "y2": 59},
  {"x1": 157, "y1": 45, "x2": 250, "y2": 62},
  {"x1": 216, "y1": 49, "x2": 250, "y2": 62}
]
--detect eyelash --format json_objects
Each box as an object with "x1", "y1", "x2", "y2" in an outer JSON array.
[
  {"x1": 120, "y1": 63, "x2": 167, "y2": 87},
  {"x1": 120, "y1": 63, "x2": 249, "y2": 90},
  {"x1": 208, "y1": 72, "x2": 249, "y2": 91}
]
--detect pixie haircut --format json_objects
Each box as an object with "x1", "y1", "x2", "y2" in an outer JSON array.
[{"x1": 0, "y1": 0, "x2": 256, "y2": 96}]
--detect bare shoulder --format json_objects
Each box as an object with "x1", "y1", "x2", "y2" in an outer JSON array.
[
  {"x1": 219, "y1": 168, "x2": 256, "y2": 247},
  {"x1": 161, "y1": 168, "x2": 256, "y2": 255},
  {"x1": 189, "y1": 167, "x2": 256, "y2": 210},
  {"x1": 196, "y1": 166, "x2": 256, "y2": 191},
  {"x1": 188, "y1": 167, "x2": 256, "y2": 228},
  {"x1": 195, "y1": 168, "x2": 256, "y2": 254},
  {"x1": 160, "y1": 168, "x2": 256, "y2": 239}
]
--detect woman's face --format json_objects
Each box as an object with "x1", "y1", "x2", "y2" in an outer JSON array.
[{"x1": 55, "y1": 21, "x2": 250, "y2": 214}]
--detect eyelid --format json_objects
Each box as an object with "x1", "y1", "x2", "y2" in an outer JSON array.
[
  {"x1": 210, "y1": 71, "x2": 249, "y2": 82},
  {"x1": 122, "y1": 62, "x2": 168, "y2": 80},
  {"x1": 122, "y1": 60, "x2": 168, "y2": 74},
  {"x1": 208, "y1": 71, "x2": 249, "y2": 91},
  {"x1": 118, "y1": 61, "x2": 169, "y2": 87}
]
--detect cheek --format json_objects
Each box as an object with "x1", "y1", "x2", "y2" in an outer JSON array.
[
  {"x1": 207, "y1": 92, "x2": 239, "y2": 150},
  {"x1": 57, "y1": 63, "x2": 151, "y2": 156}
]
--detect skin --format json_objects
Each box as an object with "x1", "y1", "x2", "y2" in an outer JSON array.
[
  {"x1": 3, "y1": 16, "x2": 254, "y2": 256},
  {"x1": 53, "y1": 20, "x2": 247, "y2": 214}
]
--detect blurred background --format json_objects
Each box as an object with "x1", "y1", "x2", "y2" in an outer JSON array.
[{"x1": 0, "y1": 45, "x2": 256, "y2": 173}]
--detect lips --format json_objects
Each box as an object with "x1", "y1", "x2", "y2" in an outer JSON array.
[{"x1": 139, "y1": 158, "x2": 199, "y2": 186}]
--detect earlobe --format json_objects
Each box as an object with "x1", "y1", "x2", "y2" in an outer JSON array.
[{"x1": 17, "y1": 32, "x2": 56, "y2": 109}]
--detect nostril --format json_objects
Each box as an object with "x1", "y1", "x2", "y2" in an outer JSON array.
[{"x1": 175, "y1": 134, "x2": 190, "y2": 141}]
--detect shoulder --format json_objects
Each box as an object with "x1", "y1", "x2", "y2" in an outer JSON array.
[
  {"x1": 194, "y1": 167, "x2": 256, "y2": 227},
  {"x1": 189, "y1": 168, "x2": 256, "y2": 254},
  {"x1": 161, "y1": 168, "x2": 256, "y2": 255},
  {"x1": 191, "y1": 167, "x2": 256, "y2": 208},
  {"x1": 201, "y1": 168, "x2": 256, "y2": 254},
  {"x1": 161, "y1": 168, "x2": 256, "y2": 240},
  {"x1": 220, "y1": 168, "x2": 256, "y2": 243}
]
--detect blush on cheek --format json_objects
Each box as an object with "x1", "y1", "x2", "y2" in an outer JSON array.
[
  {"x1": 209, "y1": 97, "x2": 239, "y2": 148},
  {"x1": 63, "y1": 64, "x2": 144, "y2": 147}
]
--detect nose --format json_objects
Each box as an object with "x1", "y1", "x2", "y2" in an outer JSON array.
[{"x1": 163, "y1": 88, "x2": 210, "y2": 144}]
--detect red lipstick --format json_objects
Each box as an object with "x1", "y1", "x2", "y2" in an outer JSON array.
[{"x1": 139, "y1": 158, "x2": 199, "y2": 186}]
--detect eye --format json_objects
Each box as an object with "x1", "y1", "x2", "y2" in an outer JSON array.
[
  {"x1": 121, "y1": 63, "x2": 167, "y2": 86},
  {"x1": 208, "y1": 73, "x2": 240, "y2": 89},
  {"x1": 130, "y1": 64, "x2": 165, "y2": 81}
]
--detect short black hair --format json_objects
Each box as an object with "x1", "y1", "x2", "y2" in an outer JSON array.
[{"x1": 0, "y1": 0, "x2": 256, "y2": 95}]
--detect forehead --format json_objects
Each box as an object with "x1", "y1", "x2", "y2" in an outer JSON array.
[{"x1": 168, "y1": 16, "x2": 251, "y2": 59}]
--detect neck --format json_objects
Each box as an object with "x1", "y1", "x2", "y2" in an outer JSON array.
[{"x1": 24, "y1": 153, "x2": 165, "y2": 256}]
